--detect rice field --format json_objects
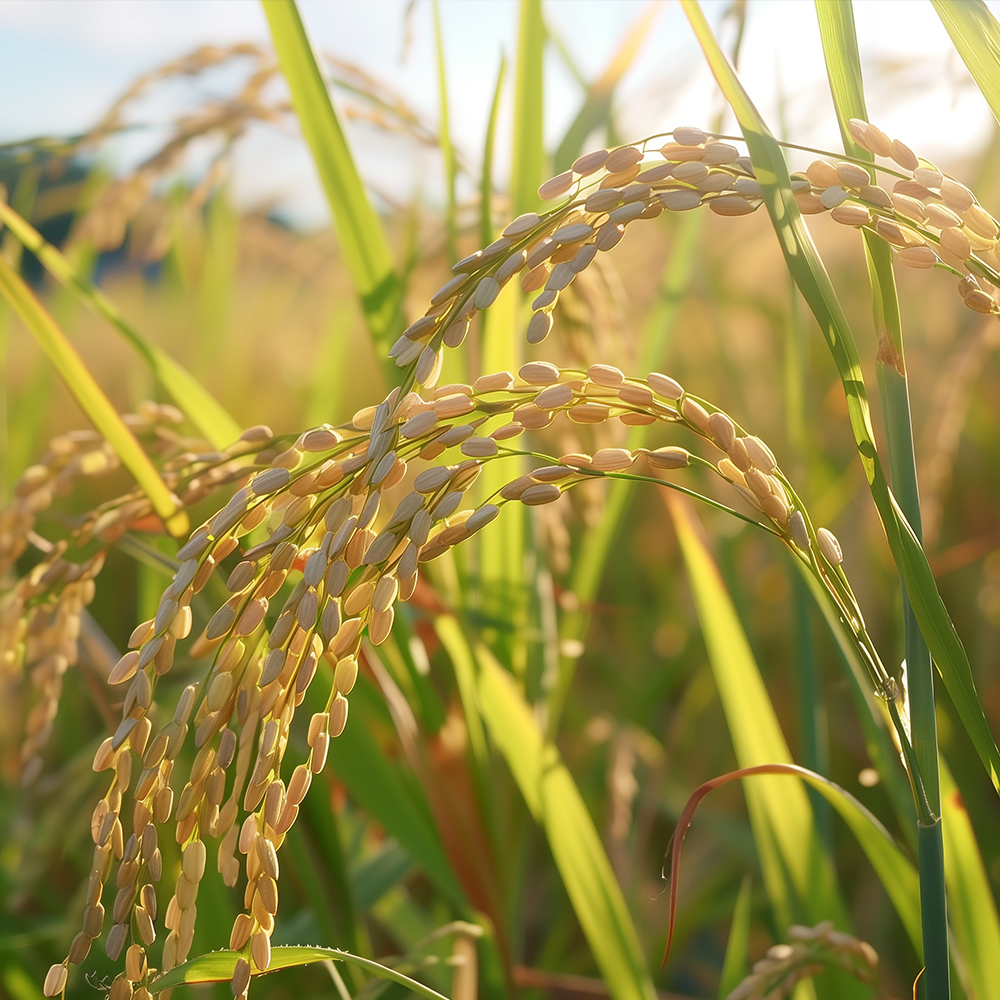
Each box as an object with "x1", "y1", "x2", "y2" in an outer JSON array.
[{"x1": 2, "y1": 4, "x2": 1000, "y2": 1000}]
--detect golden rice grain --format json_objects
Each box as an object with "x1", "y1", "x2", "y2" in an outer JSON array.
[
  {"x1": 595, "y1": 222, "x2": 626, "y2": 250},
  {"x1": 964, "y1": 289, "x2": 996, "y2": 314},
  {"x1": 896, "y1": 245, "x2": 937, "y2": 269},
  {"x1": 538, "y1": 170, "x2": 574, "y2": 201},
  {"x1": 924, "y1": 203, "x2": 962, "y2": 229},
  {"x1": 939, "y1": 226, "x2": 971, "y2": 260},
  {"x1": 831, "y1": 204, "x2": 871, "y2": 227},
  {"x1": 605, "y1": 145, "x2": 643, "y2": 172},
  {"x1": 572, "y1": 148, "x2": 610, "y2": 175},
  {"x1": 708, "y1": 412, "x2": 736, "y2": 451},
  {"x1": 591, "y1": 448, "x2": 634, "y2": 471},
  {"x1": 964, "y1": 203, "x2": 998, "y2": 239},
  {"x1": 819, "y1": 186, "x2": 848, "y2": 209},
  {"x1": 647, "y1": 372, "x2": 684, "y2": 399},
  {"x1": 535, "y1": 383, "x2": 574, "y2": 409},
  {"x1": 647, "y1": 447, "x2": 690, "y2": 469},
  {"x1": 520, "y1": 484, "x2": 562, "y2": 506},
  {"x1": 502, "y1": 212, "x2": 541, "y2": 238},
  {"x1": 43, "y1": 965, "x2": 68, "y2": 996},
  {"x1": 658, "y1": 189, "x2": 702, "y2": 211},
  {"x1": 601, "y1": 164, "x2": 641, "y2": 187},
  {"x1": 709, "y1": 195, "x2": 754, "y2": 217},
  {"x1": 231, "y1": 957, "x2": 251, "y2": 996},
  {"x1": 703, "y1": 141, "x2": 739, "y2": 165},
  {"x1": 890, "y1": 138, "x2": 918, "y2": 171},
  {"x1": 913, "y1": 166, "x2": 943, "y2": 189},
  {"x1": 805, "y1": 160, "x2": 839, "y2": 188},
  {"x1": 817, "y1": 527, "x2": 843, "y2": 565},
  {"x1": 329, "y1": 693, "x2": 349, "y2": 738},
  {"x1": 680, "y1": 397, "x2": 710, "y2": 433}
]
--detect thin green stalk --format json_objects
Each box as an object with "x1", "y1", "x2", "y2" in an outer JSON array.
[{"x1": 814, "y1": 5, "x2": 948, "y2": 994}]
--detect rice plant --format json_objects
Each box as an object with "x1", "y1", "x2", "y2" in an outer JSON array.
[{"x1": 3, "y1": 3, "x2": 1000, "y2": 1000}]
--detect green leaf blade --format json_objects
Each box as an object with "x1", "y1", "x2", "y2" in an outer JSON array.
[{"x1": 262, "y1": 0, "x2": 403, "y2": 358}]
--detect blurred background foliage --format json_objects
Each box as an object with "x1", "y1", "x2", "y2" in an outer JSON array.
[{"x1": 1, "y1": 3, "x2": 999, "y2": 1000}]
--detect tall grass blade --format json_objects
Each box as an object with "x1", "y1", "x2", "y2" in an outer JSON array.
[
  {"x1": 931, "y1": 0, "x2": 1000, "y2": 127},
  {"x1": 432, "y1": 0, "x2": 457, "y2": 264},
  {"x1": 510, "y1": 0, "x2": 546, "y2": 216},
  {"x1": 480, "y1": 56, "x2": 507, "y2": 250},
  {"x1": 262, "y1": 0, "x2": 403, "y2": 358},
  {"x1": 0, "y1": 255, "x2": 188, "y2": 536},
  {"x1": 940, "y1": 761, "x2": 1000, "y2": 1000},
  {"x1": 666, "y1": 493, "x2": 855, "y2": 950},
  {"x1": 680, "y1": 0, "x2": 1000, "y2": 801},
  {"x1": 0, "y1": 199, "x2": 241, "y2": 448},
  {"x1": 149, "y1": 946, "x2": 449, "y2": 999},
  {"x1": 472, "y1": 638, "x2": 657, "y2": 1000},
  {"x1": 553, "y1": 1, "x2": 664, "y2": 173}
]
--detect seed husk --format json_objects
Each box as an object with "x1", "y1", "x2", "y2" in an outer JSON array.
[
  {"x1": 831, "y1": 203, "x2": 871, "y2": 227},
  {"x1": 835, "y1": 162, "x2": 870, "y2": 189},
  {"x1": 591, "y1": 448, "x2": 634, "y2": 471},
  {"x1": 602, "y1": 162, "x2": 642, "y2": 187},
  {"x1": 535, "y1": 383, "x2": 574, "y2": 410},
  {"x1": 680, "y1": 397, "x2": 710, "y2": 433},
  {"x1": 819, "y1": 185, "x2": 848, "y2": 209},
  {"x1": 43, "y1": 965, "x2": 68, "y2": 996},
  {"x1": 897, "y1": 245, "x2": 937, "y2": 269},
  {"x1": 817, "y1": 527, "x2": 843, "y2": 565},
  {"x1": 964, "y1": 289, "x2": 996, "y2": 313},
  {"x1": 964, "y1": 203, "x2": 998, "y2": 239},
  {"x1": 914, "y1": 166, "x2": 943, "y2": 189},
  {"x1": 538, "y1": 170, "x2": 574, "y2": 201},
  {"x1": 743, "y1": 436, "x2": 776, "y2": 472},
  {"x1": 587, "y1": 364, "x2": 624, "y2": 387},
  {"x1": 806, "y1": 160, "x2": 839, "y2": 187},
  {"x1": 520, "y1": 483, "x2": 562, "y2": 505},
  {"x1": 231, "y1": 957, "x2": 251, "y2": 996},
  {"x1": 519, "y1": 361, "x2": 560, "y2": 385},
  {"x1": 647, "y1": 372, "x2": 683, "y2": 399},
  {"x1": 709, "y1": 195, "x2": 754, "y2": 216},
  {"x1": 595, "y1": 222, "x2": 626, "y2": 250},
  {"x1": 647, "y1": 447, "x2": 690, "y2": 469},
  {"x1": 708, "y1": 412, "x2": 736, "y2": 451}
]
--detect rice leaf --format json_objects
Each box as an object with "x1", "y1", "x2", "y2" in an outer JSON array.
[
  {"x1": 510, "y1": 0, "x2": 547, "y2": 215},
  {"x1": 931, "y1": 0, "x2": 1000, "y2": 127},
  {"x1": 553, "y1": 1, "x2": 665, "y2": 173},
  {"x1": 262, "y1": 0, "x2": 403, "y2": 357},
  {"x1": 0, "y1": 199, "x2": 241, "y2": 449},
  {"x1": 472, "y1": 637, "x2": 657, "y2": 1000},
  {"x1": 680, "y1": 0, "x2": 1000, "y2": 799},
  {"x1": 432, "y1": 0, "x2": 457, "y2": 264},
  {"x1": 149, "y1": 946, "x2": 449, "y2": 999},
  {"x1": 480, "y1": 55, "x2": 507, "y2": 250},
  {"x1": 941, "y1": 760, "x2": 1000, "y2": 1000},
  {"x1": 0, "y1": 255, "x2": 188, "y2": 537},
  {"x1": 666, "y1": 493, "x2": 857, "y2": 948}
]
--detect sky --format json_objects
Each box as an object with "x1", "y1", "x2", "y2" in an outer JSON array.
[{"x1": 1, "y1": 0, "x2": 997, "y2": 228}]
